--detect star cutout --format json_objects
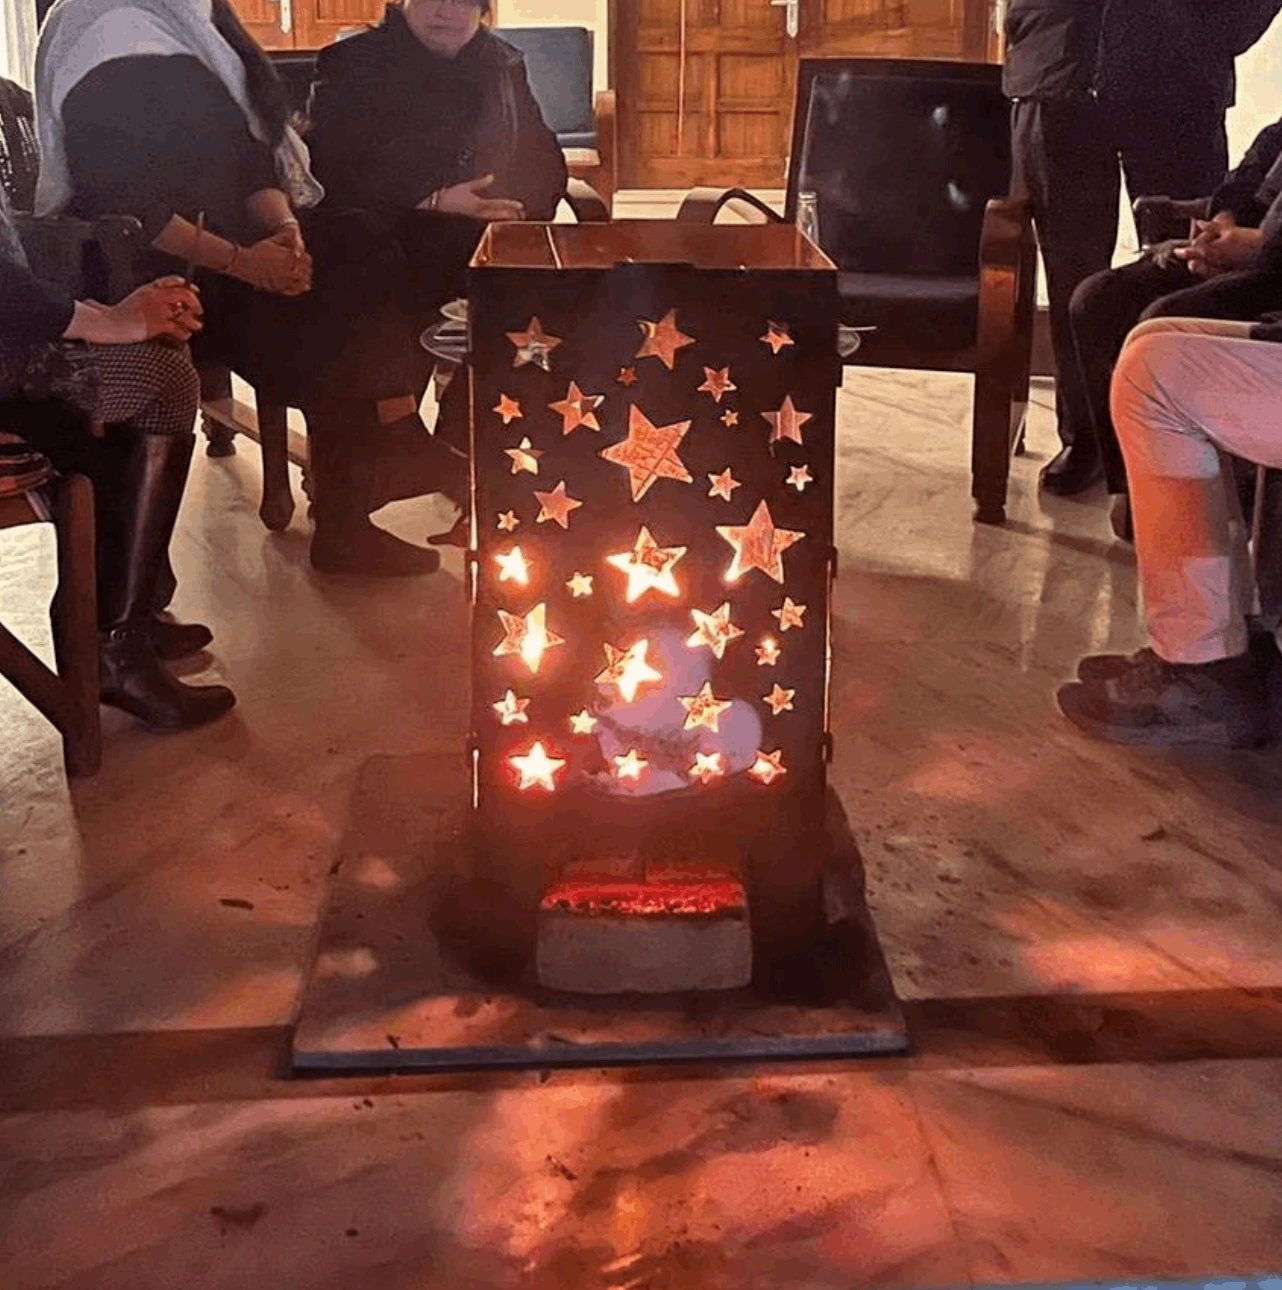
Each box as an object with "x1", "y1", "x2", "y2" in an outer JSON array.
[
  {"x1": 497, "y1": 510, "x2": 520, "y2": 533},
  {"x1": 755, "y1": 637, "x2": 781, "y2": 666},
  {"x1": 506, "y1": 317, "x2": 562, "y2": 371},
  {"x1": 493, "y1": 689, "x2": 530, "y2": 725},
  {"x1": 772, "y1": 597, "x2": 806, "y2": 632},
  {"x1": 689, "y1": 751, "x2": 725, "y2": 785},
  {"x1": 613, "y1": 749, "x2": 648, "y2": 781},
  {"x1": 533, "y1": 481, "x2": 583, "y2": 529},
  {"x1": 616, "y1": 366, "x2": 638, "y2": 387},
  {"x1": 760, "y1": 321, "x2": 795, "y2": 354},
  {"x1": 763, "y1": 395, "x2": 813, "y2": 447},
  {"x1": 764, "y1": 683, "x2": 795, "y2": 715},
  {"x1": 600, "y1": 405, "x2": 693, "y2": 501},
  {"x1": 566, "y1": 572, "x2": 594, "y2": 598},
  {"x1": 721, "y1": 409, "x2": 740, "y2": 429},
  {"x1": 749, "y1": 749, "x2": 787, "y2": 785},
  {"x1": 504, "y1": 437, "x2": 542, "y2": 476},
  {"x1": 606, "y1": 526, "x2": 687, "y2": 602},
  {"x1": 509, "y1": 741, "x2": 565, "y2": 792},
  {"x1": 686, "y1": 602, "x2": 744, "y2": 659},
  {"x1": 493, "y1": 603, "x2": 564, "y2": 674},
  {"x1": 707, "y1": 468, "x2": 741, "y2": 502},
  {"x1": 635, "y1": 308, "x2": 696, "y2": 370},
  {"x1": 569, "y1": 709, "x2": 598, "y2": 734},
  {"x1": 493, "y1": 394, "x2": 522, "y2": 425},
  {"x1": 717, "y1": 500, "x2": 804, "y2": 584},
  {"x1": 787, "y1": 464, "x2": 814, "y2": 492},
  {"x1": 494, "y1": 545, "x2": 529, "y2": 585},
  {"x1": 595, "y1": 639, "x2": 662, "y2": 703},
  {"x1": 697, "y1": 366, "x2": 736, "y2": 403},
  {"x1": 548, "y1": 381, "x2": 604, "y2": 434},
  {"x1": 679, "y1": 681, "x2": 732, "y2": 733}
]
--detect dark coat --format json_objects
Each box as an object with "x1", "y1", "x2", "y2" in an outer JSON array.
[{"x1": 1002, "y1": 0, "x2": 1108, "y2": 101}]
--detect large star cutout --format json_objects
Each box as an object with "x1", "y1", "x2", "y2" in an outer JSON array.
[
  {"x1": 548, "y1": 381, "x2": 604, "y2": 434},
  {"x1": 506, "y1": 318, "x2": 562, "y2": 371},
  {"x1": 493, "y1": 689, "x2": 530, "y2": 726},
  {"x1": 606, "y1": 526, "x2": 687, "y2": 602},
  {"x1": 493, "y1": 603, "x2": 565, "y2": 674},
  {"x1": 600, "y1": 405, "x2": 692, "y2": 501},
  {"x1": 679, "y1": 682, "x2": 732, "y2": 733},
  {"x1": 763, "y1": 395, "x2": 813, "y2": 447},
  {"x1": 533, "y1": 481, "x2": 583, "y2": 529},
  {"x1": 772, "y1": 597, "x2": 806, "y2": 632},
  {"x1": 493, "y1": 394, "x2": 522, "y2": 425},
  {"x1": 749, "y1": 749, "x2": 787, "y2": 785},
  {"x1": 707, "y1": 468, "x2": 741, "y2": 502},
  {"x1": 760, "y1": 321, "x2": 795, "y2": 355},
  {"x1": 763, "y1": 683, "x2": 795, "y2": 715},
  {"x1": 689, "y1": 751, "x2": 725, "y2": 785},
  {"x1": 613, "y1": 749, "x2": 648, "y2": 781},
  {"x1": 509, "y1": 741, "x2": 565, "y2": 791},
  {"x1": 697, "y1": 366, "x2": 736, "y2": 403},
  {"x1": 595, "y1": 639, "x2": 662, "y2": 703},
  {"x1": 716, "y1": 500, "x2": 804, "y2": 584},
  {"x1": 494, "y1": 545, "x2": 529, "y2": 585},
  {"x1": 686, "y1": 602, "x2": 743, "y2": 659},
  {"x1": 504, "y1": 437, "x2": 542, "y2": 475},
  {"x1": 635, "y1": 308, "x2": 695, "y2": 370}
]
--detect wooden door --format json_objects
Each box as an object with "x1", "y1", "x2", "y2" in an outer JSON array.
[
  {"x1": 293, "y1": 0, "x2": 383, "y2": 48},
  {"x1": 234, "y1": 0, "x2": 294, "y2": 49}
]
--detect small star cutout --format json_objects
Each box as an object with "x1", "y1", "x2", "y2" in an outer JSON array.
[
  {"x1": 721, "y1": 409, "x2": 740, "y2": 429},
  {"x1": 613, "y1": 749, "x2": 648, "y2": 781},
  {"x1": 497, "y1": 510, "x2": 520, "y2": 532},
  {"x1": 494, "y1": 545, "x2": 529, "y2": 585},
  {"x1": 689, "y1": 751, "x2": 725, "y2": 785},
  {"x1": 763, "y1": 395, "x2": 813, "y2": 447},
  {"x1": 717, "y1": 500, "x2": 804, "y2": 584},
  {"x1": 595, "y1": 639, "x2": 662, "y2": 703},
  {"x1": 760, "y1": 321, "x2": 795, "y2": 355},
  {"x1": 548, "y1": 381, "x2": 604, "y2": 435},
  {"x1": 569, "y1": 709, "x2": 598, "y2": 735},
  {"x1": 493, "y1": 689, "x2": 530, "y2": 726},
  {"x1": 764, "y1": 683, "x2": 795, "y2": 715},
  {"x1": 506, "y1": 318, "x2": 562, "y2": 371},
  {"x1": 493, "y1": 603, "x2": 565, "y2": 674},
  {"x1": 504, "y1": 437, "x2": 542, "y2": 476},
  {"x1": 749, "y1": 749, "x2": 787, "y2": 785},
  {"x1": 533, "y1": 481, "x2": 583, "y2": 529},
  {"x1": 755, "y1": 637, "x2": 781, "y2": 667},
  {"x1": 606, "y1": 526, "x2": 687, "y2": 602},
  {"x1": 686, "y1": 602, "x2": 744, "y2": 659},
  {"x1": 697, "y1": 366, "x2": 736, "y2": 403},
  {"x1": 679, "y1": 681, "x2": 732, "y2": 733},
  {"x1": 493, "y1": 394, "x2": 522, "y2": 425},
  {"x1": 616, "y1": 366, "x2": 638, "y2": 387},
  {"x1": 600, "y1": 405, "x2": 693, "y2": 501},
  {"x1": 635, "y1": 308, "x2": 696, "y2": 370},
  {"x1": 566, "y1": 572, "x2": 594, "y2": 598},
  {"x1": 787, "y1": 464, "x2": 814, "y2": 492},
  {"x1": 509, "y1": 741, "x2": 565, "y2": 792},
  {"x1": 707, "y1": 468, "x2": 741, "y2": 502},
  {"x1": 772, "y1": 597, "x2": 806, "y2": 632}
]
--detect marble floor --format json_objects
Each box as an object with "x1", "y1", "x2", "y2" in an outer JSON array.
[{"x1": 2, "y1": 287, "x2": 1282, "y2": 1283}]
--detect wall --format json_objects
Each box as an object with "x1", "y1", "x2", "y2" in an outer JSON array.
[
  {"x1": 1227, "y1": 7, "x2": 1282, "y2": 166},
  {"x1": 497, "y1": 0, "x2": 609, "y2": 94}
]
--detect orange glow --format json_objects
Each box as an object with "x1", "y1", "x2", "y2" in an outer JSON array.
[
  {"x1": 721, "y1": 409, "x2": 740, "y2": 428},
  {"x1": 495, "y1": 545, "x2": 529, "y2": 585},
  {"x1": 679, "y1": 682, "x2": 731, "y2": 733},
  {"x1": 772, "y1": 596, "x2": 806, "y2": 632},
  {"x1": 509, "y1": 741, "x2": 565, "y2": 791},
  {"x1": 595, "y1": 639, "x2": 662, "y2": 703},
  {"x1": 504, "y1": 437, "x2": 542, "y2": 475},
  {"x1": 493, "y1": 689, "x2": 530, "y2": 725},
  {"x1": 493, "y1": 603, "x2": 564, "y2": 674},
  {"x1": 763, "y1": 683, "x2": 795, "y2": 715},
  {"x1": 755, "y1": 636, "x2": 781, "y2": 666},
  {"x1": 568, "y1": 709, "x2": 598, "y2": 734},
  {"x1": 566, "y1": 572, "x2": 594, "y2": 598},
  {"x1": 493, "y1": 394, "x2": 522, "y2": 425},
  {"x1": 533, "y1": 481, "x2": 583, "y2": 529},
  {"x1": 613, "y1": 749, "x2": 648, "y2": 781},
  {"x1": 606, "y1": 526, "x2": 686, "y2": 602},
  {"x1": 686, "y1": 602, "x2": 744, "y2": 659},
  {"x1": 717, "y1": 500, "x2": 804, "y2": 584},
  {"x1": 497, "y1": 510, "x2": 520, "y2": 532},
  {"x1": 689, "y1": 751, "x2": 725, "y2": 784},
  {"x1": 749, "y1": 749, "x2": 787, "y2": 785},
  {"x1": 707, "y1": 468, "x2": 741, "y2": 502},
  {"x1": 599, "y1": 405, "x2": 692, "y2": 501}
]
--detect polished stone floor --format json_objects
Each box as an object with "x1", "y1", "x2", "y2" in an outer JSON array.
[{"x1": 2, "y1": 305, "x2": 1282, "y2": 1283}]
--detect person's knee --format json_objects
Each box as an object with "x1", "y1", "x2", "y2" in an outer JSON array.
[
  {"x1": 1068, "y1": 267, "x2": 1122, "y2": 330},
  {"x1": 147, "y1": 343, "x2": 201, "y2": 429}
]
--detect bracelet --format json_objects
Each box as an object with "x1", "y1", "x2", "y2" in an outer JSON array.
[
  {"x1": 427, "y1": 189, "x2": 441, "y2": 211},
  {"x1": 221, "y1": 243, "x2": 242, "y2": 275}
]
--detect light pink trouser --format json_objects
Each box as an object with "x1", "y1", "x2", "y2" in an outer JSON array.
[{"x1": 1110, "y1": 316, "x2": 1282, "y2": 664}]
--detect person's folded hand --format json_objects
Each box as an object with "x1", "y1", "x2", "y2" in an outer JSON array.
[{"x1": 231, "y1": 237, "x2": 313, "y2": 295}]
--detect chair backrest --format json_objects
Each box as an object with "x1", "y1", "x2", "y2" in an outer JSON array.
[
  {"x1": 788, "y1": 59, "x2": 1010, "y2": 278},
  {"x1": 494, "y1": 26, "x2": 596, "y2": 150},
  {"x1": 0, "y1": 77, "x2": 40, "y2": 214}
]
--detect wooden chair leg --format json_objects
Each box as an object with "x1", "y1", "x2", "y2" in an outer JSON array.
[
  {"x1": 1253, "y1": 466, "x2": 1282, "y2": 627},
  {"x1": 197, "y1": 361, "x2": 237, "y2": 458},
  {"x1": 971, "y1": 365, "x2": 1013, "y2": 526},
  {"x1": 256, "y1": 400, "x2": 295, "y2": 532}
]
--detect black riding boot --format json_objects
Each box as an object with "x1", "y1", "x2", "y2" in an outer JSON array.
[{"x1": 96, "y1": 430, "x2": 235, "y2": 729}]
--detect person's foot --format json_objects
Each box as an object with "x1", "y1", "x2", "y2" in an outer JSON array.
[
  {"x1": 1040, "y1": 444, "x2": 1104, "y2": 496},
  {"x1": 311, "y1": 518, "x2": 442, "y2": 577},
  {"x1": 1057, "y1": 646, "x2": 1273, "y2": 748},
  {"x1": 1075, "y1": 626, "x2": 1279, "y2": 684},
  {"x1": 427, "y1": 511, "x2": 469, "y2": 548},
  {"x1": 100, "y1": 627, "x2": 236, "y2": 731},
  {"x1": 146, "y1": 614, "x2": 214, "y2": 661}
]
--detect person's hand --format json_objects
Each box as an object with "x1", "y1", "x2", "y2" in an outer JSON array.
[
  {"x1": 425, "y1": 175, "x2": 525, "y2": 221},
  {"x1": 64, "y1": 276, "x2": 203, "y2": 345},
  {"x1": 268, "y1": 219, "x2": 308, "y2": 258},
  {"x1": 228, "y1": 235, "x2": 313, "y2": 295},
  {"x1": 1175, "y1": 224, "x2": 1262, "y2": 277}
]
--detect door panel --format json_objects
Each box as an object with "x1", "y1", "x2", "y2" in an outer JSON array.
[
  {"x1": 233, "y1": 0, "x2": 292, "y2": 50},
  {"x1": 293, "y1": 0, "x2": 384, "y2": 49}
]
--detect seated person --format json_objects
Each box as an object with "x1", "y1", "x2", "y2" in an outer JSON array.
[
  {"x1": 34, "y1": 0, "x2": 452, "y2": 577},
  {"x1": 1068, "y1": 110, "x2": 1282, "y2": 520},
  {"x1": 1, "y1": 187, "x2": 234, "y2": 731}
]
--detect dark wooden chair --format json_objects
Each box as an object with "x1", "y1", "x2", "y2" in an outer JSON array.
[{"x1": 678, "y1": 58, "x2": 1036, "y2": 525}]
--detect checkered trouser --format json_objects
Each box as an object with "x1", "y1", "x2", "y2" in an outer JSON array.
[
  {"x1": 1110, "y1": 317, "x2": 1282, "y2": 663},
  {"x1": 91, "y1": 341, "x2": 200, "y2": 439}
]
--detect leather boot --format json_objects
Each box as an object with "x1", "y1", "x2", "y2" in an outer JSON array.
[{"x1": 96, "y1": 430, "x2": 235, "y2": 730}]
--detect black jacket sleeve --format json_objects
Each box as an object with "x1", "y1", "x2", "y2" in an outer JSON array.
[
  {"x1": 497, "y1": 57, "x2": 567, "y2": 222},
  {"x1": 60, "y1": 55, "x2": 277, "y2": 244},
  {"x1": 0, "y1": 258, "x2": 75, "y2": 350},
  {"x1": 1210, "y1": 117, "x2": 1282, "y2": 226}
]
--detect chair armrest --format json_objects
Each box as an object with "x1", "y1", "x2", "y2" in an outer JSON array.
[
  {"x1": 978, "y1": 195, "x2": 1034, "y2": 273},
  {"x1": 676, "y1": 187, "x2": 784, "y2": 224},
  {"x1": 15, "y1": 212, "x2": 143, "y2": 303},
  {"x1": 1133, "y1": 195, "x2": 1212, "y2": 246},
  {"x1": 565, "y1": 177, "x2": 611, "y2": 223}
]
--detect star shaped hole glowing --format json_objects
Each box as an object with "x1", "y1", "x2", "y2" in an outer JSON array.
[
  {"x1": 493, "y1": 689, "x2": 530, "y2": 726},
  {"x1": 689, "y1": 751, "x2": 725, "y2": 785},
  {"x1": 760, "y1": 321, "x2": 794, "y2": 355},
  {"x1": 717, "y1": 500, "x2": 804, "y2": 584},
  {"x1": 763, "y1": 396, "x2": 813, "y2": 447},
  {"x1": 755, "y1": 636, "x2": 781, "y2": 666},
  {"x1": 509, "y1": 741, "x2": 565, "y2": 792},
  {"x1": 504, "y1": 437, "x2": 542, "y2": 476},
  {"x1": 613, "y1": 749, "x2": 648, "y2": 781},
  {"x1": 493, "y1": 603, "x2": 565, "y2": 674},
  {"x1": 764, "y1": 683, "x2": 795, "y2": 715},
  {"x1": 635, "y1": 308, "x2": 695, "y2": 369},
  {"x1": 595, "y1": 639, "x2": 662, "y2": 703},
  {"x1": 686, "y1": 602, "x2": 743, "y2": 659},
  {"x1": 600, "y1": 405, "x2": 693, "y2": 501},
  {"x1": 493, "y1": 394, "x2": 522, "y2": 425},
  {"x1": 494, "y1": 545, "x2": 529, "y2": 585},
  {"x1": 497, "y1": 510, "x2": 520, "y2": 533},
  {"x1": 566, "y1": 572, "x2": 594, "y2": 598},
  {"x1": 772, "y1": 597, "x2": 806, "y2": 632},
  {"x1": 697, "y1": 366, "x2": 736, "y2": 403},
  {"x1": 787, "y1": 464, "x2": 814, "y2": 492},
  {"x1": 679, "y1": 681, "x2": 732, "y2": 733},
  {"x1": 506, "y1": 318, "x2": 562, "y2": 371},
  {"x1": 707, "y1": 468, "x2": 741, "y2": 502},
  {"x1": 749, "y1": 749, "x2": 787, "y2": 785},
  {"x1": 549, "y1": 381, "x2": 604, "y2": 434},
  {"x1": 533, "y1": 481, "x2": 583, "y2": 529},
  {"x1": 569, "y1": 708, "x2": 598, "y2": 734},
  {"x1": 606, "y1": 526, "x2": 687, "y2": 602}
]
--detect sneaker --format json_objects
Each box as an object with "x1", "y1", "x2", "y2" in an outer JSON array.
[
  {"x1": 1076, "y1": 628, "x2": 1279, "y2": 684},
  {"x1": 1057, "y1": 647, "x2": 1273, "y2": 748}
]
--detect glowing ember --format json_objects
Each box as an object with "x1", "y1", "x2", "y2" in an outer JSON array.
[
  {"x1": 506, "y1": 317, "x2": 562, "y2": 371},
  {"x1": 569, "y1": 709, "x2": 598, "y2": 734},
  {"x1": 504, "y1": 437, "x2": 542, "y2": 476},
  {"x1": 721, "y1": 409, "x2": 740, "y2": 428},
  {"x1": 509, "y1": 740, "x2": 565, "y2": 791},
  {"x1": 595, "y1": 639, "x2": 662, "y2": 703},
  {"x1": 749, "y1": 749, "x2": 787, "y2": 784},
  {"x1": 497, "y1": 510, "x2": 520, "y2": 532},
  {"x1": 764, "y1": 683, "x2": 795, "y2": 715},
  {"x1": 772, "y1": 596, "x2": 806, "y2": 632},
  {"x1": 613, "y1": 748, "x2": 648, "y2": 781},
  {"x1": 493, "y1": 689, "x2": 530, "y2": 725},
  {"x1": 600, "y1": 405, "x2": 693, "y2": 501},
  {"x1": 686, "y1": 602, "x2": 743, "y2": 659},
  {"x1": 493, "y1": 603, "x2": 564, "y2": 674},
  {"x1": 689, "y1": 751, "x2": 725, "y2": 784},
  {"x1": 679, "y1": 681, "x2": 732, "y2": 733},
  {"x1": 763, "y1": 395, "x2": 812, "y2": 447},
  {"x1": 755, "y1": 636, "x2": 781, "y2": 666},
  {"x1": 549, "y1": 380, "x2": 604, "y2": 434},
  {"x1": 787, "y1": 464, "x2": 813, "y2": 492},
  {"x1": 493, "y1": 394, "x2": 522, "y2": 425},
  {"x1": 494, "y1": 545, "x2": 529, "y2": 585},
  {"x1": 533, "y1": 481, "x2": 583, "y2": 529},
  {"x1": 566, "y1": 572, "x2": 594, "y2": 598},
  {"x1": 707, "y1": 468, "x2": 741, "y2": 502},
  {"x1": 606, "y1": 526, "x2": 686, "y2": 602},
  {"x1": 717, "y1": 500, "x2": 804, "y2": 584},
  {"x1": 760, "y1": 321, "x2": 794, "y2": 354},
  {"x1": 697, "y1": 366, "x2": 736, "y2": 403},
  {"x1": 634, "y1": 308, "x2": 695, "y2": 369}
]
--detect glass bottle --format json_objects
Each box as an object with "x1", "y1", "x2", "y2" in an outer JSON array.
[{"x1": 796, "y1": 190, "x2": 820, "y2": 247}]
